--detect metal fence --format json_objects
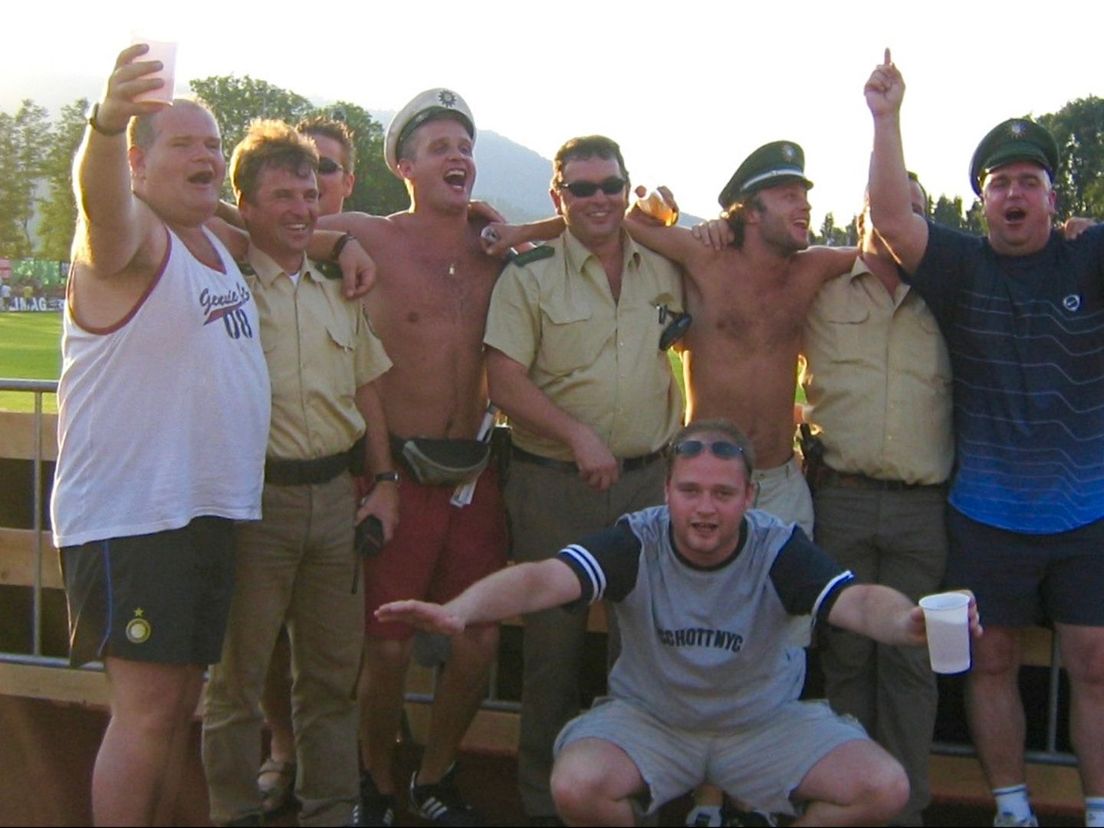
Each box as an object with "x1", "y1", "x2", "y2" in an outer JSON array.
[
  {"x1": 0, "y1": 378, "x2": 70, "y2": 672},
  {"x1": 0, "y1": 377, "x2": 1075, "y2": 766}
]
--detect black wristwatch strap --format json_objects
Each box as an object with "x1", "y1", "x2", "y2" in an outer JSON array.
[
  {"x1": 88, "y1": 103, "x2": 126, "y2": 137},
  {"x1": 331, "y1": 232, "x2": 355, "y2": 261}
]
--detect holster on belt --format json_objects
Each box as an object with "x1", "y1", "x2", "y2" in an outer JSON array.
[{"x1": 798, "y1": 423, "x2": 825, "y2": 496}]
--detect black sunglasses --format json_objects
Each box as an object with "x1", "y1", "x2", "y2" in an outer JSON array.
[
  {"x1": 318, "y1": 157, "x2": 345, "y2": 175},
  {"x1": 671, "y1": 440, "x2": 746, "y2": 461},
  {"x1": 559, "y1": 177, "x2": 627, "y2": 198}
]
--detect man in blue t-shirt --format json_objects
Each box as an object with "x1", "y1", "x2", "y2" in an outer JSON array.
[
  {"x1": 377, "y1": 419, "x2": 980, "y2": 825},
  {"x1": 865, "y1": 50, "x2": 1104, "y2": 828}
]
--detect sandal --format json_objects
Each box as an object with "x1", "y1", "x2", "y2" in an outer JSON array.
[{"x1": 257, "y1": 757, "x2": 297, "y2": 815}]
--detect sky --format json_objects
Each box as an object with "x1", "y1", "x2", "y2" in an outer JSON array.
[{"x1": 3, "y1": 0, "x2": 1102, "y2": 226}]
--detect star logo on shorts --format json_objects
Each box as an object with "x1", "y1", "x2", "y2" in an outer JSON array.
[
  {"x1": 126, "y1": 608, "x2": 151, "y2": 645},
  {"x1": 438, "y1": 90, "x2": 458, "y2": 108}
]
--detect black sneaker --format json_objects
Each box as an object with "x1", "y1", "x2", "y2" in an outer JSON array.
[
  {"x1": 351, "y1": 771, "x2": 395, "y2": 827},
  {"x1": 409, "y1": 764, "x2": 481, "y2": 826}
]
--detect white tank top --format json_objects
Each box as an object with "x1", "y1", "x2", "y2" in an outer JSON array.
[{"x1": 51, "y1": 227, "x2": 271, "y2": 548}]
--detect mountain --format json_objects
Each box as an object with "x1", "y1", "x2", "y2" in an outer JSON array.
[{"x1": 373, "y1": 111, "x2": 702, "y2": 227}]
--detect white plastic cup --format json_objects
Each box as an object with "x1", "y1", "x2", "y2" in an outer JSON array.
[
  {"x1": 131, "y1": 39, "x2": 177, "y2": 104},
  {"x1": 919, "y1": 592, "x2": 971, "y2": 674}
]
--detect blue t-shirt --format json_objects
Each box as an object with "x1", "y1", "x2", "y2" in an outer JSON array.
[{"x1": 909, "y1": 222, "x2": 1104, "y2": 533}]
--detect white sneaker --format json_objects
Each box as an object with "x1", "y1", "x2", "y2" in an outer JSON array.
[
  {"x1": 685, "y1": 805, "x2": 724, "y2": 828},
  {"x1": 993, "y1": 812, "x2": 1038, "y2": 827}
]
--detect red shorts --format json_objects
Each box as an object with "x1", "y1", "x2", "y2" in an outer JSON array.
[{"x1": 363, "y1": 466, "x2": 508, "y2": 639}]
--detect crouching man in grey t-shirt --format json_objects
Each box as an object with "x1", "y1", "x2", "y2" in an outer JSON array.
[{"x1": 377, "y1": 418, "x2": 982, "y2": 826}]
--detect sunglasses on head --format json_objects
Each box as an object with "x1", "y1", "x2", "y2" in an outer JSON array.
[
  {"x1": 318, "y1": 157, "x2": 345, "y2": 175},
  {"x1": 559, "y1": 177, "x2": 627, "y2": 198},
  {"x1": 671, "y1": 440, "x2": 746, "y2": 461}
]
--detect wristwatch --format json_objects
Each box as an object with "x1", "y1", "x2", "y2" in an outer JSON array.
[
  {"x1": 373, "y1": 471, "x2": 400, "y2": 484},
  {"x1": 88, "y1": 103, "x2": 126, "y2": 137}
]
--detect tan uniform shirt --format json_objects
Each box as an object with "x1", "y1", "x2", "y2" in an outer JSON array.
[
  {"x1": 802, "y1": 256, "x2": 953, "y2": 485},
  {"x1": 245, "y1": 244, "x2": 391, "y2": 461},
  {"x1": 484, "y1": 230, "x2": 684, "y2": 461}
]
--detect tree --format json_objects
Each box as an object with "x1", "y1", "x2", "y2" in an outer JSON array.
[
  {"x1": 929, "y1": 193, "x2": 986, "y2": 234},
  {"x1": 931, "y1": 195, "x2": 966, "y2": 230},
  {"x1": 308, "y1": 101, "x2": 407, "y2": 216},
  {"x1": 36, "y1": 98, "x2": 90, "y2": 261},
  {"x1": 189, "y1": 75, "x2": 313, "y2": 198},
  {"x1": 814, "y1": 211, "x2": 857, "y2": 246},
  {"x1": 0, "y1": 113, "x2": 20, "y2": 255},
  {"x1": 189, "y1": 77, "x2": 407, "y2": 215},
  {"x1": 0, "y1": 100, "x2": 51, "y2": 257},
  {"x1": 964, "y1": 200, "x2": 986, "y2": 235},
  {"x1": 1037, "y1": 96, "x2": 1104, "y2": 219}
]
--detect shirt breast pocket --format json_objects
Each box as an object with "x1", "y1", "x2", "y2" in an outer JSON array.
[
  {"x1": 820, "y1": 304, "x2": 870, "y2": 365},
  {"x1": 537, "y1": 303, "x2": 605, "y2": 375}
]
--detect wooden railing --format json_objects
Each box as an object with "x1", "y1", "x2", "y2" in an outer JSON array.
[{"x1": 0, "y1": 379, "x2": 1080, "y2": 810}]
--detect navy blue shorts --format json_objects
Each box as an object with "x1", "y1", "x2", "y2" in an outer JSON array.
[
  {"x1": 946, "y1": 508, "x2": 1104, "y2": 627},
  {"x1": 61, "y1": 517, "x2": 236, "y2": 666}
]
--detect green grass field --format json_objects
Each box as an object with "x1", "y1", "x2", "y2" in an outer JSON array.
[
  {"x1": 0, "y1": 312, "x2": 796, "y2": 413},
  {"x1": 0, "y1": 313, "x2": 62, "y2": 412}
]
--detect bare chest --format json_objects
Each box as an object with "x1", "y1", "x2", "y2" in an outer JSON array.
[
  {"x1": 690, "y1": 274, "x2": 814, "y2": 352},
  {"x1": 368, "y1": 247, "x2": 499, "y2": 345}
]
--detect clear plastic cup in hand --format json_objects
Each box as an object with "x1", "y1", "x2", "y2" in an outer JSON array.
[
  {"x1": 131, "y1": 38, "x2": 176, "y2": 104},
  {"x1": 919, "y1": 591, "x2": 971, "y2": 674}
]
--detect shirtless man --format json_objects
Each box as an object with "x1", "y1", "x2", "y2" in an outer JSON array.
[
  {"x1": 319, "y1": 88, "x2": 507, "y2": 827},
  {"x1": 626, "y1": 142, "x2": 854, "y2": 538}
]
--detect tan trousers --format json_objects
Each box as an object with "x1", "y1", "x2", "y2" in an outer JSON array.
[
  {"x1": 814, "y1": 481, "x2": 948, "y2": 826},
  {"x1": 506, "y1": 458, "x2": 666, "y2": 819},
  {"x1": 202, "y1": 473, "x2": 364, "y2": 827}
]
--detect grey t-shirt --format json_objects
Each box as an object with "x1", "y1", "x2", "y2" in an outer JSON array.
[{"x1": 557, "y1": 506, "x2": 853, "y2": 731}]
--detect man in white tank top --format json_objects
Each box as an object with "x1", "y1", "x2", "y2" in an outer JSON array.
[{"x1": 52, "y1": 45, "x2": 272, "y2": 826}]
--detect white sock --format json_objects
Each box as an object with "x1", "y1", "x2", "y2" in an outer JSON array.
[
  {"x1": 1085, "y1": 796, "x2": 1104, "y2": 827},
  {"x1": 993, "y1": 784, "x2": 1033, "y2": 823}
]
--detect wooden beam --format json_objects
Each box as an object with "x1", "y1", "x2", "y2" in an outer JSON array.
[
  {"x1": 0, "y1": 663, "x2": 109, "y2": 707},
  {"x1": 0, "y1": 529, "x2": 61, "y2": 589},
  {"x1": 0, "y1": 411, "x2": 58, "y2": 462}
]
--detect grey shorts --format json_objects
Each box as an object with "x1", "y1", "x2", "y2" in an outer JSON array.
[
  {"x1": 61, "y1": 516, "x2": 236, "y2": 667},
  {"x1": 554, "y1": 696, "x2": 868, "y2": 816}
]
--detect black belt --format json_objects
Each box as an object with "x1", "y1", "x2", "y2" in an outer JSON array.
[
  {"x1": 265, "y1": 448, "x2": 354, "y2": 487},
  {"x1": 511, "y1": 445, "x2": 665, "y2": 474},
  {"x1": 813, "y1": 466, "x2": 946, "y2": 493}
]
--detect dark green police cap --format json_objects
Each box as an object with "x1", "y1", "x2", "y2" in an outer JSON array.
[
  {"x1": 969, "y1": 118, "x2": 1059, "y2": 196},
  {"x1": 718, "y1": 140, "x2": 813, "y2": 209}
]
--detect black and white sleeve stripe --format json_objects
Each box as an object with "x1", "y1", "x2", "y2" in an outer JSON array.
[
  {"x1": 555, "y1": 522, "x2": 642, "y2": 606},
  {"x1": 559, "y1": 544, "x2": 608, "y2": 603}
]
